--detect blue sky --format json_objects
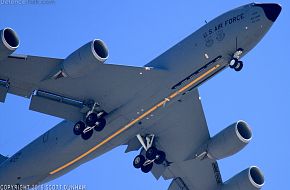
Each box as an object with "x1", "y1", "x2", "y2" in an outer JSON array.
[{"x1": 0, "y1": 0, "x2": 289, "y2": 189}]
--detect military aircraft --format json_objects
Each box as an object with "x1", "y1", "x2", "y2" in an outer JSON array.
[{"x1": 0, "y1": 2, "x2": 281, "y2": 190}]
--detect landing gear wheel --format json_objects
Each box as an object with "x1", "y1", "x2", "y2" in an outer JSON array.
[
  {"x1": 146, "y1": 147, "x2": 158, "y2": 160},
  {"x1": 86, "y1": 113, "x2": 98, "y2": 127},
  {"x1": 141, "y1": 162, "x2": 153, "y2": 173},
  {"x1": 154, "y1": 151, "x2": 166, "y2": 165},
  {"x1": 133, "y1": 155, "x2": 146, "y2": 169},
  {"x1": 234, "y1": 61, "x2": 243, "y2": 72},
  {"x1": 81, "y1": 129, "x2": 93, "y2": 140},
  {"x1": 229, "y1": 58, "x2": 238, "y2": 68},
  {"x1": 73, "y1": 121, "x2": 86, "y2": 135},
  {"x1": 94, "y1": 117, "x2": 106, "y2": 131}
]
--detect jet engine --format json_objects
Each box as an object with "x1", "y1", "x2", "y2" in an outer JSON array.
[
  {"x1": 207, "y1": 120, "x2": 252, "y2": 160},
  {"x1": 0, "y1": 28, "x2": 19, "y2": 61},
  {"x1": 61, "y1": 39, "x2": 109, "y2": 78},
  {"x1": 220, "y1": 166, "x2": 265, "y2": 190}
]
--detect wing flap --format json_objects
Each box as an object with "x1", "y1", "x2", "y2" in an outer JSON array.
[
  {"x1": 29, "y1": 94, "x2": 83, "y2": 121},
  {"x1": 168, "y1": 178, "x2": 189, "y2": 190},
  {"x1": 165, "y1": 159, "x2": 221, "y2": 190},
  {"x1": 151, "y1": 164, "x2": 167, "y2": 180}
]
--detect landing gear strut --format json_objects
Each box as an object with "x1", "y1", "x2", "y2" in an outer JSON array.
[
  {"x1": 229, "y1": 48, "x2": 244, "y2": 72},
  {"x1": 133, "y1": 134, "x2": 166, "y2": 173},
  {"x1": 73, "y1": 102, "x2": 107, "y2": 140}
]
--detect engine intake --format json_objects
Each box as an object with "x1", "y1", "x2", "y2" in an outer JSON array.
[
  {"x1": 92, "y1": 39, "x2": 109, "y2": 62},
  {"x1": 220, "y1": 166, "x2": 265, "y2": 190},
  {"x1": 207, "y1": 120, "x2": 252, "y2": 160},
  {"x1": 62, "y1": 39, "x2": 109, "y2": 78},
  {"x1": 0, "y1": 27, "x2": 19, "y2": 60}
]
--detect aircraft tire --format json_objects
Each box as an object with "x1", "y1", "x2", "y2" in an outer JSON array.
[
  {"x1": 85, "y1": 112, "x2": 98, "y2": 127},
  {"x1": 154, "y1": 150, "x2": 166, "y2": 165},
  {"x1": 73, "y1": 121, "x2": 86, "y2": 135},
  {"x1": 234, "y1": 61, "x2": 243, "y2": 72},
  {"x1": 141, "y1": 162, "x2": 153, "y2": 173},
  {"x1": 229, "y1": 58, "x2": 238, "y2": 68},
  {"x1": 94, "y1": 117, "x2": 106, "y2": 131},
  {"x1": 133, "y1": 155, "x2": 145, "y2": 169},
  {"x1": 81, "y1": 129, "x2": 93, "y2": 140},
  {"x1": 146, "y1": 147, "x2": 158, "y2": 160}
]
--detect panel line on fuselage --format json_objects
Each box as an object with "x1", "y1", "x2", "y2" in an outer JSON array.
[
  {"x1": 49, "y1": 63, "x2": 221, "y2": 175},
  {"x1": 171, "y1": 56, "x2": 222, "y2": 90}
]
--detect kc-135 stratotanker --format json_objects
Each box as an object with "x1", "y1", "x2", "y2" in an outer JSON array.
[{"x1": 0, "y1": 3, "x2": 281, "y2": 190}]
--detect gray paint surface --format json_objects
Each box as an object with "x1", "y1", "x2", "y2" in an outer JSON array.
[{"x1": 0, "y1": 3, "x2": 281, "y2": 190}]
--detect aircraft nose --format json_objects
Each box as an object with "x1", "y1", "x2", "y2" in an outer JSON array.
[{"x1": 255, "y1": 3, "x2": 282, "y2": 22}]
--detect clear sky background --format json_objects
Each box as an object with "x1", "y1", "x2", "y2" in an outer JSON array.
[{"x1": 0, "y1": 0, "x2": 289, "y2": 189}]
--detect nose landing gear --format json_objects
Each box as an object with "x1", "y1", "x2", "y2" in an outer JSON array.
[
  {"x1": 133, "y1": 134, "x2": 167, "y2": 173},
  {"x1": 229, "y1": 48, "x2": 244, "y2": 72}
]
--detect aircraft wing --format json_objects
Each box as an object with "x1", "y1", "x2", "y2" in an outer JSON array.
[
  {"x1": 147, "y1": 88, "x2": 221, "y2": 190},
  {"x1": 0, "y1": 55, "x2": 166, "y2": 121}
]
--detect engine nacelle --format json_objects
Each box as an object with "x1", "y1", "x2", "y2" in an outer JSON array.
[
  {"x1": 207, "y1": 120, "x2": 252, "y2": 160},
  {"x1": 220, "y1": 166, "x2": 265, "y2": 190},
  {"x1": 0, "y1": 27, "x2": 19, "y2": 61},
  {"x1": 62, "y1": 39, "x2": 109, "y2": 78}
]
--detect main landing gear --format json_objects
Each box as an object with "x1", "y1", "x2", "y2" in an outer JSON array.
[
  {"x1": 133, "y1": 134, "x2": 166, "y2": 173},
  {"x1": 73, "y1": 103, "x2": 107, "y2": 140},
  {"x1": 229, "y1": 48, "x2": 244, "y2": 72}
]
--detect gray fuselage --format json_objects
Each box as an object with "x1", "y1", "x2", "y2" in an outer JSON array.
[{"x1": 0, "y1": 3, "x2": 278, "y2": 187}]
